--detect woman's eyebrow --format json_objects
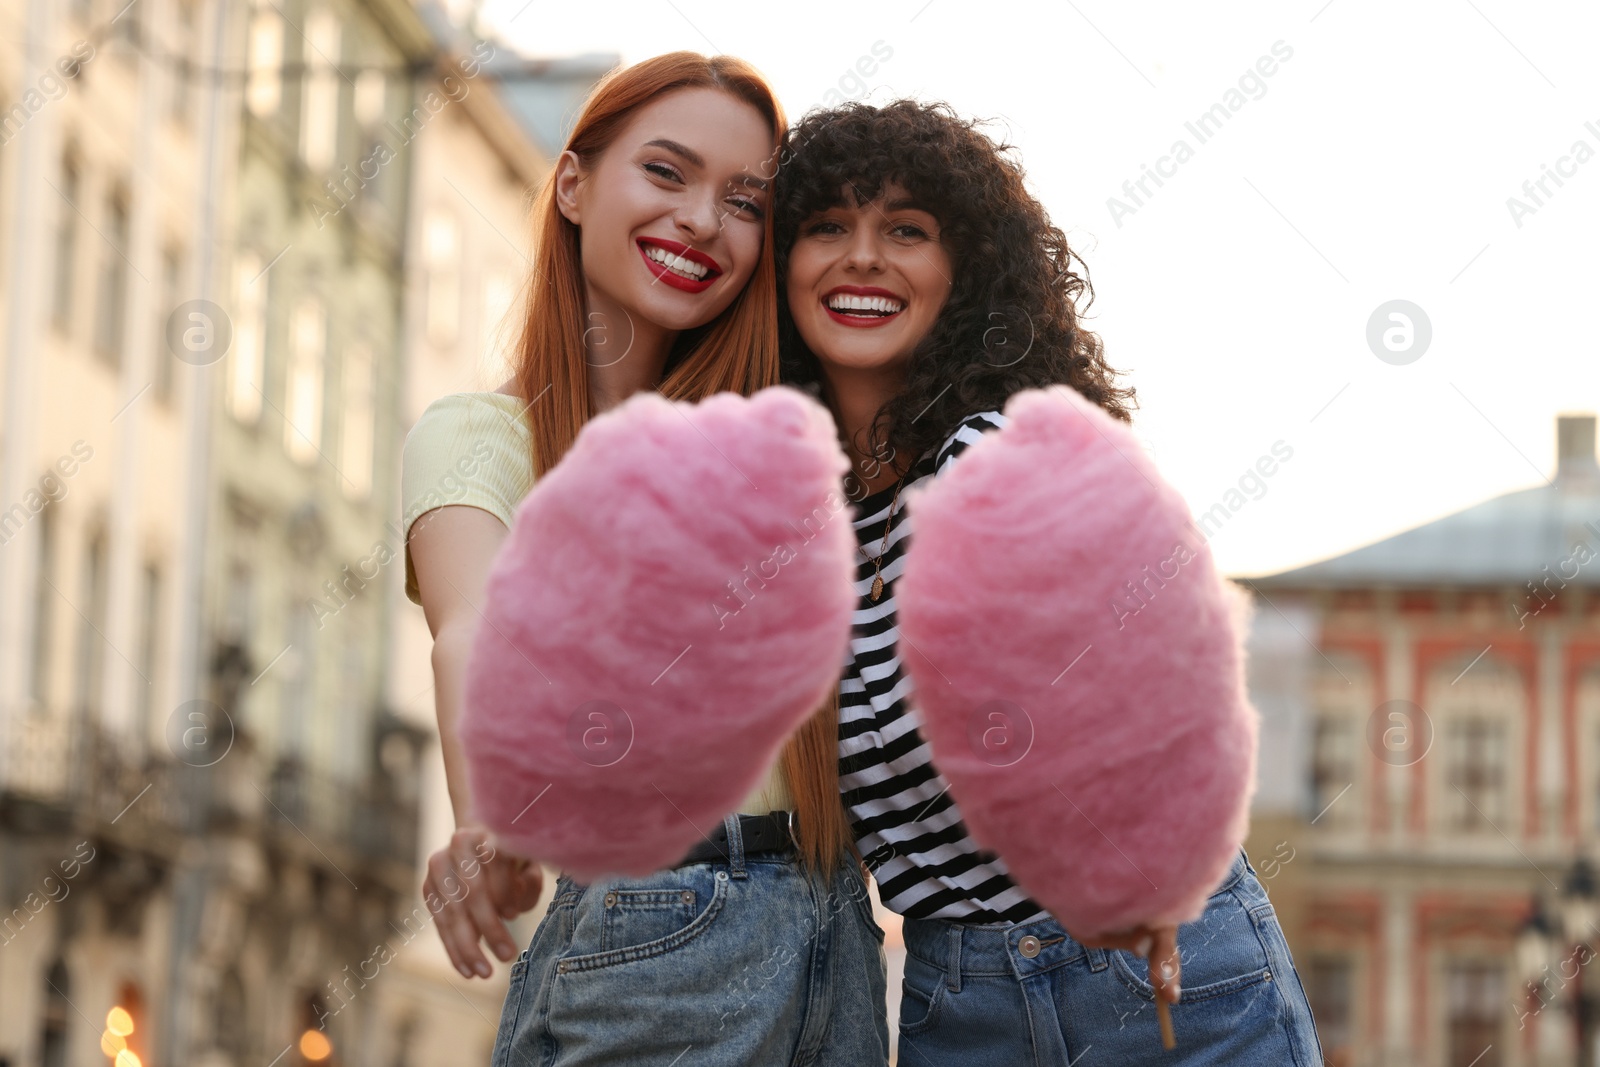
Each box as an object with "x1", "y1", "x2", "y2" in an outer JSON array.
[
  {"x1": 643, "y1": 138, "x2": 704, "y2": 167},
  {"x1": 884, "y1": 197, "x2": 927, "y2": 212}
]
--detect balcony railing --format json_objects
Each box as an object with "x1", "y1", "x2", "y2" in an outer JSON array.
[{"x1": 0, "y1": 710, "x2": 418, "y2": 869}]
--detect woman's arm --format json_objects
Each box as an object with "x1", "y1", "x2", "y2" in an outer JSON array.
[
  {"x1": 411, "y1": 503, "x2": 543, "y2": 978},
  {"x1": 413, "y1": 504, "x2": 507, "y2": 823}
]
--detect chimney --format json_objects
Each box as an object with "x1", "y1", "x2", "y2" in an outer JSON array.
[{"x1": 1556, "y1": 414, "x2": 1599, "y2": 484}]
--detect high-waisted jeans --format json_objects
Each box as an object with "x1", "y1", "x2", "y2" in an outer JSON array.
[
  {"x1": 490, "y1": 813, "x2": 890, "y2": 1066},
  {"x1": 896, "y1": 848, "x2": 1324, "y2": 1066}
]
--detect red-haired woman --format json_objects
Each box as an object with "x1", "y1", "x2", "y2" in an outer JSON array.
[{"x1": 402, "y1": 54, "x2": 887, "y2": 1064}]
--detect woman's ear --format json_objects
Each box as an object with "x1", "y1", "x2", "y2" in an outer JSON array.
[{"x1": 554, "y1": 150, "x2": 585, "y2": 226}]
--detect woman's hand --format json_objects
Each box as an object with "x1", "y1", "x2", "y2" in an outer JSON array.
[
  {"x1": 423, "y1": 825, "x2": 544, "y2": 979},
  {"x1": 1073, "y1": 922, "x2": 1181, "y2": 1003}
]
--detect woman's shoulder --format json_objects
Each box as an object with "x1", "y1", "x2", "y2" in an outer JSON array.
[
  {"x1": 406, "y1": 391, "x2": 531, "y2": 465},
  {"x1": 412, "y1": 388, "x2": 531, "y2": 435},
  {"x1": 402, "y1": 387, "x2": 535, "y2": 526}
]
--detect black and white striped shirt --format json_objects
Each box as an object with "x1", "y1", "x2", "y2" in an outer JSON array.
[{"x1": 840, "y1": 410, "x2": 1051, "y2": 925}]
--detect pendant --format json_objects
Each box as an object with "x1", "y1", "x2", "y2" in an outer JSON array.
[{"x1": 871, "y1": 575, "x2": 884, "y2": 601}]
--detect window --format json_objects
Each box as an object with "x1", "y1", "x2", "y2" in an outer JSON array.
[
  {"x1": 245, "y1": 6, "x2": 283, "y2": 117},
  {"x1": 353, "y1": 69, "x2": 384, "y2": 127},
  {"x1": 480, "y1": 268, "x2": 516, "y2": 383},
  {"x1": 73, "y1": 528, "x2": 109, "y2": 719},
  {"x1": 169, "y1": 0, "x2": 196, "y2": 124},
  {"x1": 1304, "y1": 955, "x2": 1354, "y2": 1065},
  {"x1": 1445, "y1": 960, "x2": 1502, "y2": 1067},
  {"x1": 51, "y1": 154, "x2": 80, "y2": 331},
  {"x1": 352, "y1": 69, "x2": 387, "y2": 212},
  {"x1": 136, "y1": 563, "x2": 161, "y2": 747},
  {"x1": 29, "y1": 505, "x2": 57, "y2": 706},
  {"x1": 219, "y1": 556, "x2": 258, "y2": 726},
  {"x1": 299, "y1": 9, "x2": 341, "y2": 171},
  {"x1": 224, "y1": 560, "x2": 256, "y2": 646},
  {"x1": 110, "y1": 0, "x2": 140, "y2": 55},
  {"x1": 339, "y1": 341, "x2": 374, "y2": 498},
  {"x1": 1311, "y1": 715, "x2": 1356, "y2": 827},
  {"x1": 155, "y1": 246, "x2": 183, "y2": 405},
  {"x1": 94, "y1": 187, "x2": 130, "y2": 366},
  {"x1": 1583, "y1": 667, "x2": 1600, "y2": 833},
  {"x1": 216, "y1": 970, "x2": 248, "y2": 1058},
  {"x1": 40, "y1": 959, "x2": 70, "y2": 1067},
  {"x1": 281, "y1": 599, "x2": 314, "y2": 758},
  {"x1": 1428, "y1": 656, "x2": 1521, "y2": 835},
  {"x1": 284, "y1": 296, "x2": 326, "y2": 463},
  {"x1": 228, "y1": 251, "x2": 265, "y2": 423},
  {"x1": 424, "y1": 210, "x2": 460, "y2": 347},
  {"x1": 1444, "y1": 718, "x2": 1506, "y2": 831},
  {"x1": 1310, "y1": 654, "x2": 1373, "y2": 829},
  {"x1": 337, "y1": 633, "x2": 366, "y2": 777}
]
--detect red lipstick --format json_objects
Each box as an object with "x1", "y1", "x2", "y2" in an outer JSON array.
[
  {"x1": 637, "y1": 237, "x2": 722, "y2": 293},
  {"x1": 820, "y1": 285, "x2": 906, "y2": 328}
]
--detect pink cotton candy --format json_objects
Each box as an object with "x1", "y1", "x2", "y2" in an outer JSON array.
[
  {"x1": 896, "y1": 385, "x2": 1258, "y2": 938},
  {"x1": 460, "y1": 386, "x2": 858, "y2": 879}
]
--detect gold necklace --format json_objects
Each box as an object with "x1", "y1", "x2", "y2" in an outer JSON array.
[{"x1": 864, "y1": 472, "x2": 908, "y2": 603}]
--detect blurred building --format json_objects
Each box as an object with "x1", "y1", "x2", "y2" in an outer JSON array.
[
  {"x1": 0, "y1": 1, "x2": 607, "y2": 1064},
  {"x1": 1244, "y1": 413, "x2": 1600, "y2": 1067},
  {"x1": 0, "y1": 1, "x2": 223, "y2": 1064}
]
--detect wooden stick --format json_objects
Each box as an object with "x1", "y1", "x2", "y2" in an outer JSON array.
[{"x1": 1156, "y1": 997, "x2": 1175, "y2": 1049}]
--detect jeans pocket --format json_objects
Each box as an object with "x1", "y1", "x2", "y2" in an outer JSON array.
[
  {"x1": 555, "y1": 866, "x2": 730, "y2": 974},
  {"x1": 600, "y1": 886, "x2": 700, "y2": 953},
  {"x1": 1110, "y1": 877, "x2": 1274, "y2": 1003},
  {"x1": 899, "y1": 951, "x2": 946, "y2": 1037}
]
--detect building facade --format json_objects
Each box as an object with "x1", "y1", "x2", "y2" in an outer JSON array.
[
  {"x1": 1244, "y1": 414, "x2": 1600, "y2": 1067},
  {"x1": 1, "y1": 0, "x2": 220, "y2": 1063},
  {"x1": 0, "y1": 1, "x2": 599, "y2": 1063}
]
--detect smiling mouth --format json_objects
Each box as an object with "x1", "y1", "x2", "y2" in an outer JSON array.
[
  {"x1": 822, "y1": 288, "x2": 905, "y2": 327},
  {"x1": 637, "y1": 238, "x2": 721, "y2": 292}
]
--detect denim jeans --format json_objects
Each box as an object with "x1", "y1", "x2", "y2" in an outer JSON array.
[
  {"x1": 896, "y1": 848, "x2": 1324, "y2": 1066},
  {"x1": 490, "y1": 813, "x2": 890, "y2": 1066}
]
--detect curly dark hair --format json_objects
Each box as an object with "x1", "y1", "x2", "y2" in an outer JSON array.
[{"x1": 775, "y1": 99, "x2": 1137, "y2": 474}]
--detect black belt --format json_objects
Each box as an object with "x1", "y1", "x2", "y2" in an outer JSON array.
[{"x1": 675, "y1": 811, "x2": 797, "y2": 866}]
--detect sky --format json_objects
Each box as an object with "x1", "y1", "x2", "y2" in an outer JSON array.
[{"x1": 481, "y1": 0, "x2": 1600, "y2": 579}]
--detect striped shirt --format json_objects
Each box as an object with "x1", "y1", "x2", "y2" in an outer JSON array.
[{"x1": 840, "y1": 410, "x2": 1050, "y2": 924}]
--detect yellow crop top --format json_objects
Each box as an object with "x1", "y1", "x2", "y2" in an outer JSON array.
[{"x1": 400, "y1": 391, "x2": 792, "y2": 817}]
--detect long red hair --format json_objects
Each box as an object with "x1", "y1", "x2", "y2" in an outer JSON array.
[{"x1": 510, "y1": 52, "x2": 854, "y2": 879}]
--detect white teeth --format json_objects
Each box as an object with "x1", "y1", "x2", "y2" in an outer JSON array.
[
  {"x1": 643, "y1": 244, "x2": 710, "y2": 280},
  {"x1": 827, "y1": 294, "x2": 903, "y2": 314}
]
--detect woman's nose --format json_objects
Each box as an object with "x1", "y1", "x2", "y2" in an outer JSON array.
[
  {"x1": 842, "y1": 229, "x2": 885, "y2": 273},
  {"x1": 673, "y1": 189, "x2": 722, "y2": 245}
]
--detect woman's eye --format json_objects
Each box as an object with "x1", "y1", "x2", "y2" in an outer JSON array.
[
  {"x1": 891, "y1": 223, "x2": 929, "y2": 240},
  {"x1": 727, "y1": 196, "x2": 764, "y2": 220},
  {"x1": 643, "y1": 161, "x2": 682, "y2": 183},
  {"x1": 806, "y1": 219, "x2": 844, "y2": 236}
]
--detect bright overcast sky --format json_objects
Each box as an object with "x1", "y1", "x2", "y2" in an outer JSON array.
[{"x1": 483, "y1": 0, "x2": 1600, "y2": 579}]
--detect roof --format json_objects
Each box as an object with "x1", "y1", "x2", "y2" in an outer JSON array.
[
  {"x1": 412, "y1": 1, "x2": 616, "y2": 158},
  {"x1": 483, "y1": 53, "x2": 620, "y2": 158},
  {"x1": 1252, "y1": 415, "x2": 1600, "y2": 588}
]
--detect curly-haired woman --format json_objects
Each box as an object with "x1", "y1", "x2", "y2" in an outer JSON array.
[{"x1": 775, "y1": 100, "x2": 1325, "y2": 1066}]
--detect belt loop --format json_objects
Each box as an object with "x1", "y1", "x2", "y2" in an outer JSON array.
[
  {"x1": 946, "y1": 924, "x2": 963, "y2": 993},
  {"x1": 724, "y1": 812, "x2": 748, "y2": 879}
]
